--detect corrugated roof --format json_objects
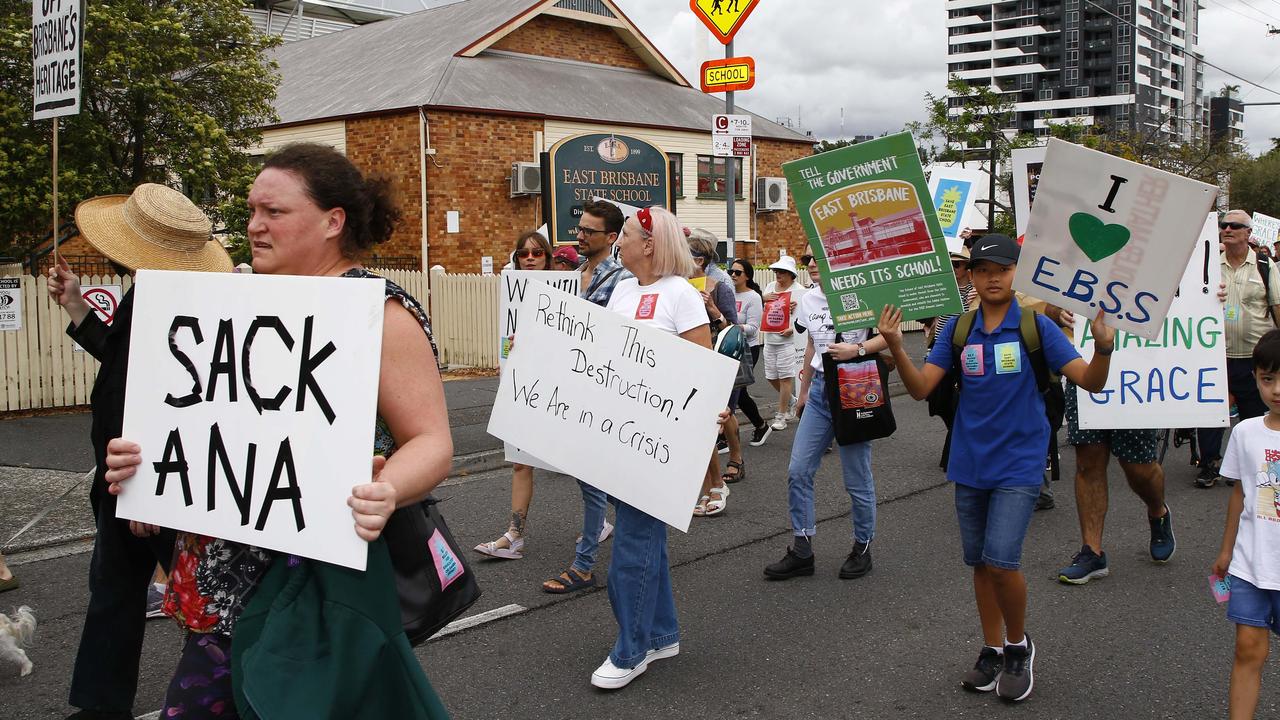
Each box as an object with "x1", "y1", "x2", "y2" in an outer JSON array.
[{"x1": 267, "y1": 0, "x2": 811, "y2": 143}]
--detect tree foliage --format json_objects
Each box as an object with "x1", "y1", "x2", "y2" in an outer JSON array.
[
  {"x1": 0, "y1": 0, "x2": 279, "y2": 256},
  {"x1": 1229, "y1": 145, "x2": 1280, "y2": 217}
]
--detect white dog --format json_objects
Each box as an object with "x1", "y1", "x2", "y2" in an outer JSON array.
[{"x1": 0, "y1": 606, "x2": 36, "y2": 677}]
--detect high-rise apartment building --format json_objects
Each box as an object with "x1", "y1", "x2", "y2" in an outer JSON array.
[{"x1": 945, "y1": 0, "x2": 1205, "y2": 142}]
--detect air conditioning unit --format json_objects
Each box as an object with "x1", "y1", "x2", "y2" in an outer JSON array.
[
  {"x1": 510, "y1": 162, "x2": 541, "y2": 196},
  {"x1": 756, "y1": 176, "x2": 787, "y2": 211}
]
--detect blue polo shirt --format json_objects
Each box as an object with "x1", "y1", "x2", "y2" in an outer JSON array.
[{"x1": 924, "y1": 299, "x2": 1079, "y2": 489}]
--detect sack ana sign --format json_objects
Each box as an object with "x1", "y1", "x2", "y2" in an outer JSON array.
[
  {"x1": 117, "y1": 271, "x2": 386, "y2": 570},
  {"x1": 1016, "y1": 139, "x2": 1217, "y2": 340}
]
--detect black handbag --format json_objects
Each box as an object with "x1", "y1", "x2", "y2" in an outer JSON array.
[
  {"x1": 822, "y1": 332, "x2": 897, "y2": 446},
  {"x1": 384, "y1": 496, "x2": 482, "y2": 646}
]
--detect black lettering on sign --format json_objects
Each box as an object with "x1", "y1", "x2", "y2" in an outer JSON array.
[
  {"x1": 295, "y1": 316, "x2": 337, "y2": 424},
  {"x1": 1098, "y1": 175, "x2": 1128, "y2": 214},
  {"x1": 153, "y1": 428, "x2": 193, "y2": 506},
  {"x1": 207, "y1": 423, "x2": 256, "y2": 526},
  {"x1": 255, "y1": 438, "x2": 305, "y2": 532},
  {"x1": 165, "y1": 316, "x2": 204, "y2": 408},
  {"x1": 242, "y1": 316, "x2": 294, "y2": 413},
  {"x1": 206, "y1": 319, "x2": 238, "y2": 403}
]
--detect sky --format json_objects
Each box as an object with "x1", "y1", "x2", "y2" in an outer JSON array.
[{"x1": 612, "y1": 0, "x2": 1280, "y2": 156}]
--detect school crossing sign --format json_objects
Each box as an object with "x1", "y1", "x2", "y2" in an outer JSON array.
[{"x1": 690, "y1": 0, "x2": 760, "y2": 44}]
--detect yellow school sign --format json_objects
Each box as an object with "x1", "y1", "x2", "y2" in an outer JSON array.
[{"x1": 690, "y1": 0, "x2": 760, "y2": 45}]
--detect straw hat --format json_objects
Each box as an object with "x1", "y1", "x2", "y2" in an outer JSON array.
[{"x1": 75, "y1": 183, "x2": 233, "y2": 273}]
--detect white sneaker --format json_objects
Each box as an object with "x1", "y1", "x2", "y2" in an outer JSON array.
[
  {"x1": 576, "y1": 521, "x2": 614, "y2": 545},
  {"x1": 782, "y1": 409, "x2": 797, "y2": 423},
  {"x1": 647, "y1": 641, "x2": 680, "y2": 663},
  {"x1": 770, "y1": 415, "x2": 788, "y2": 431},
  {"x1": 591, "y1": 657, "x2": 648, "y2": 689}
]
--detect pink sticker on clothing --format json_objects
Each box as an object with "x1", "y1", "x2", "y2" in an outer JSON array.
[
  {"x1": 635, "y1": 294, "x2": 658, "y2": 320},
  {"x1": 962, "y1": 344, "x2": 984, "y2": 376},
  {"x1": 428, "y1": 528, "x2": 465, "y2": 590}
]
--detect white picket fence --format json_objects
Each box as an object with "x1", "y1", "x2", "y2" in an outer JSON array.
[{"x1": 429, "y1": 270, "x2": 500, "y2": 369}]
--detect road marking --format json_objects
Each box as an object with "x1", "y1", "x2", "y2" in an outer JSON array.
[
  {"x1": 431, "y1": 603, "x2": 526, "y2": 640},
  {"x1": 133, "y1": 604, "x2": 529, "y2": 718}
]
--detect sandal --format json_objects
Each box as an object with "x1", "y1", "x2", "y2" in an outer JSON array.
[
  {"x1": 474, "y1": 531, "x2": 524, "y2": 559},
  {"x1": 721, "y1": 460, "x2": 746, "y2": 484},
  {"x1": 693, "y1": 494, "x2": 711, "y2": 517},
  {"x1": 542, "y1": 567, "x2": 596, "y2": 594},
  {"x1": 704, "y1": 485, "x2": 729, "y2": 516},
  {"x1": 0, "y1": 575, "x2": 17, "y2": 594}
]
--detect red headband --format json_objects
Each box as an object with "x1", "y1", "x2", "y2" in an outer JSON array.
[{"x1": 636, "y1": 207, "x2": 654, "y2": 236}]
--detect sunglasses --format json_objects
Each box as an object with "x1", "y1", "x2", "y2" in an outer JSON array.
[
  {"x1": 728, "y1": 269, "x2": 744, "y2": 276},
  {"x1": 951, "y1": 261, "x2": 967, "y2": 269},
  {"x1": 1220, "y1": 222, "x2": 1250, "y2": 231},
  {"x1": 514, "y1": 248, "x2": 546, "y2": 259}
]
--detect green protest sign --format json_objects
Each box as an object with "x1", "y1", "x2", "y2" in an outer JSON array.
[{"x1": 782, "y1": 132, "x2": 963, "y2": 331}]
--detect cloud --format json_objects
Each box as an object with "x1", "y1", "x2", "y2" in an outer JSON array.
[{"x1": 617, "y1": 0, "x2": 1280, "y2": 155}]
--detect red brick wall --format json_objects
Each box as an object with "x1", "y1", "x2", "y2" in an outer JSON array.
[
  {"x1": 489, "y1": 15, "x2": 650, "y2": 71},
  {"x1": 344, "y1": 112, "x2": 425, "y2": 265},
  {"x1": 754, "y1": 138, "x2": 812, "y2": 262},
  {"x1": 421, "y1": 110, "x2": 545, "y2": 272}
]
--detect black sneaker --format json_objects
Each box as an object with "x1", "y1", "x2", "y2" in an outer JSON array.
[
  {"x1": 838, "y1": 541, "x2": 873, "y2": 579},
  {"x1": 1057, "y1": 545, "x2": 1109, "y2": 584},
  {"x1": 995, "y1": 636, "x2": 1035, "y2": 702},
  {"x1": 1149, "y1": 505, "x2": 1176, "y2": 563},
  {"x1": 716, "y1": 433, "x2": 729, "y2": 455},
  {"x1": 764, "y1": 547, "x2": 815, "y2": 580},
  {"x1": 1195, "y1": 465, "x2": 1217, "y2": 488},
  {"x1": 1034, "y1": 493, "x2": 1055, "y2": 511},
  {"x1": 748, "y1": 423, "x2": 772, "y2": 447},
  {"x1": 960, "y1": 647, "x2": 1003, "y2": 692}
]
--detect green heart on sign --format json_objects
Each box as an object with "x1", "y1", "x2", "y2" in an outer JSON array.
[{"x1": 1068, "y1": 212, "x2": 1131, "y2": 262}]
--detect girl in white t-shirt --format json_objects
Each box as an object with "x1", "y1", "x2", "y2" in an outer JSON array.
[
  {"x1": 590, "y1": 206, "x2": 711, "y2": 692},
  {"x1": 764, "y1": 256, "x2": 884, "y2": 583},
  {"x1": 1214, "y1": 329, "x2": 1280, "y2": 719}
]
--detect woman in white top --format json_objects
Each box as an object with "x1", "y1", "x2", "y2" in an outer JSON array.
[
  {"x1": 590, "y1": 206, "x2": 710, "y2": 691},
  {"x1": 762, "y1": 256, "x2": 804, "y2": 429}
]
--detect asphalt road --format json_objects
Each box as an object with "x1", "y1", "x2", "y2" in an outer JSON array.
[{"x1": 2, "y1": 392, "x2": 1274, "y2": 719}]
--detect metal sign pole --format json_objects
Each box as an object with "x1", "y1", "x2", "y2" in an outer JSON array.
[{"x1": 725, "y1": 39, "x2": 735, "y2": 262}]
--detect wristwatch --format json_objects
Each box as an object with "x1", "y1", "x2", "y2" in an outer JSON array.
[{"x1": 856, "y1": 343, "x2": 866, "y2": 357}]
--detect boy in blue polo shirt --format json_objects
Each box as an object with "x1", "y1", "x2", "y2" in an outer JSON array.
[{"x1": 880, "y1": 235, "x2": 1116, "y2": 703}]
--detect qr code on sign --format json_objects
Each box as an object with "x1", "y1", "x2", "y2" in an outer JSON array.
[{"x1": 840, "y1": 294, "x2": 861, "y2": 312}]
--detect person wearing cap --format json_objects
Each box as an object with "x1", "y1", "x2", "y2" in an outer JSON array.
[
  {"x1": 880, "y1": 234, "x2": 1117, "y2": 703},
  {"x1": 552, "y1": 245, "x2": 581, "y2": 270},
  {"x1": 762, "y1": 256, "x2": 805, "y2": 430},
  {"x1": 1196, "y1": 209, "x2": 1280, "y2": 488},
  {"x1": 47, "y1": 183, "x2": 232, "y2": 720}
]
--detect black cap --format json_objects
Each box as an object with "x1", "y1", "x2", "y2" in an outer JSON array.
[{"x1": 967, "y1": 233, "x2": 1020, "y2": 267}]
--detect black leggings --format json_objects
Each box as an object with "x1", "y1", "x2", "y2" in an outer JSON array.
[{"x1": 737, "y1": 346, "x2": 766, "y2": 428}]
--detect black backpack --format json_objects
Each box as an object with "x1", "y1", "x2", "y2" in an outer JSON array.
[{"x1": 931, "y1": 307, "x2": 1065, "y2": 431}]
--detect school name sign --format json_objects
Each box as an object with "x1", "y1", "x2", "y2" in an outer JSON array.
[
  {"x1": 488, "y1": 285, "x2": 737, "y2": 531},
  {"x1": 1075, "y1": 215, "x2": 1230, "y2": 429},
  {"x1": 1016, "y1": 139, "x2": 1217, "y2": 340},
  {"x1": 118, "y1": 271, "x2": 386, "y2": 570},
  {"x1": 782, "y1": 132, "x2": 963, "y2": 332}
]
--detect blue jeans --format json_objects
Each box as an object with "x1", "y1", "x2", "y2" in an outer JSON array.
[
  {"x1": 953, "y1": 483, "x2": 1039, "y2": 570},
  {"x1": 787, "y1": 373, "x2": 877, "y2": 543},
  {"x1": 572, "y1": 480, "x2": 609, "y2": 574},
  {"x1": 606, "y1": 499, "x2": 679, "y2": 669}
]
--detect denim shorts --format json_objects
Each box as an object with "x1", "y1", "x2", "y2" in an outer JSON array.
[
  {"x1": 954, "y1": 483, "x2": 1039, "y2": 570},
  {"x1": 1227, "y1": 574, "x2": 1280, "y2": 635}
]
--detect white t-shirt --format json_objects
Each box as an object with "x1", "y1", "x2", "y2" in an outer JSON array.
[
  {"x1": 762, "y1": 280, "x2": 806, "y2": 345},
  {"x1": 796, "y1": 290, "x2": 869, "y2": 372},
  {"x1": 607, "y1": 275, "x2": 708, "y2": 336},
  {"x1": 1219, "y1": 416, "x2": 1280, "y2": 590}
]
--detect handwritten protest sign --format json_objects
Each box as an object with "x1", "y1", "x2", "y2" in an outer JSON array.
[
  {"x1": 927, "y1": 166, "x2": 985, "y2": 251},
  {"x1": 783, "y1": 132, "x2": 963, "y2": 332},
  {"x1": 488, "y1": 284, "x2": 737, "y2": 531},
  {"x1": 1011, "y1": 146, "x2": 1046, "y2": 244},
  {"x1": 1016, "y1": 139, "x2": 1217, "y2": 341},
  {"x1": 1252, "y1": 212, "x2": 1280, "y2": 248},
  {"x1": 1074, "y1": 214, "x2": 1229, "y2": 429},
  {"x1": 118, "y1": 271, "x2": 385, "y2": 570},
  {"x1": 499, "y1": 270, "x2": 579, "y2": 469}
]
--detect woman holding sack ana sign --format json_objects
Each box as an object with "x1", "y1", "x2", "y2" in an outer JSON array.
[
  {"x1": 102, "y1": 144, "x2": 454, "y2": 718},
  {"x1": 764, "y1": 256, "x2": 888, "y2": 582},
  {"x1": 589, "y1": 205, "x2": 712, "y2": 690}
]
